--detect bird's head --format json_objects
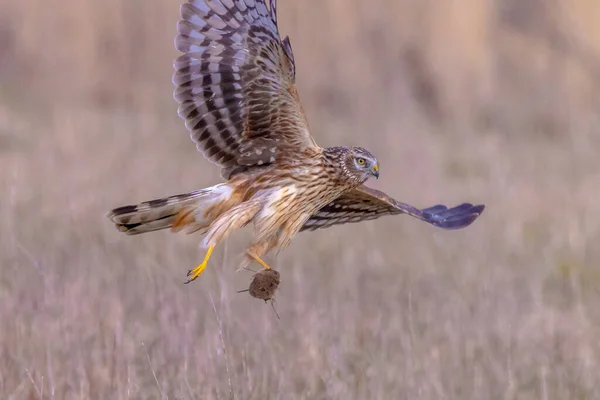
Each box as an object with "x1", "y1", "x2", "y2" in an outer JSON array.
[{"x1": 341, "y1": 146, "x2": 379, "y2": 183}]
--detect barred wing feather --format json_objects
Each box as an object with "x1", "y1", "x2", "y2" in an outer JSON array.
[
  {"x1": 301, "y1": 186, "x2": 485, "y2": 231},
  {"x1": 173, "y1": 0, "x2": 316, "y2": 178}
]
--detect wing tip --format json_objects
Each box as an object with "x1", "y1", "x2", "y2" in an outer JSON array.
[{"x1": 423, "y1": 203, "x2": 485, "y2": 230}]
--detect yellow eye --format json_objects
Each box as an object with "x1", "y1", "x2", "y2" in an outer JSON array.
[{"x1": 357, "y1": 158, "x2": 366, "y2": 165}]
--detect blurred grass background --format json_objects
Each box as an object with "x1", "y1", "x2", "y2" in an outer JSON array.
[{"x1": 1, "y1": 0, "x2": 600, "y2": 398}]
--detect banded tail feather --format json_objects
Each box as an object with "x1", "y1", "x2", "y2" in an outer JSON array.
[{"x1": 106, "y1": 184, "x2": 234, "y2": 235}]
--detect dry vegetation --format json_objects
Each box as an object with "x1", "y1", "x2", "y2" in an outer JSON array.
[{"x1": 1, "y1": 0, "x2": 600, "y2": 398}]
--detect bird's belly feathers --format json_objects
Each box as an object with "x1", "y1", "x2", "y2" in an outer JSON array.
[{"x1": 252, "y1": 181, "x2": 347, "y2": 245}]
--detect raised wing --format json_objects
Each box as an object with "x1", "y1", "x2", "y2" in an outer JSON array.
[
  {"x1": 173, "y1": 0, "x2": 317, "y2": 178},
  {"x1": 301, "y1": 185, "x2": 484, "y2": 232}
]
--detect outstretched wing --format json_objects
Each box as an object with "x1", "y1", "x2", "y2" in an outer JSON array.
[
  {"x1": 174, "y1": 0, "x2": 317, "y2": 178},
  {"x1": 301, "y1": 185, "x2": 484, "y2": 232}
]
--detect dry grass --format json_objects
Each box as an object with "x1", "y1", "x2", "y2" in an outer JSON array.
[{"x1": 1, "y1": 0, "x2": 600, "y2": 398}]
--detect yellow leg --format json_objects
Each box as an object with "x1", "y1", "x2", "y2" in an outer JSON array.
[
  {"x1": 185, "y1": 245, "x2": 215, "y2": 284},
  {"x1": 248, "y1": 252, "x2": 272, "y2": 270}
]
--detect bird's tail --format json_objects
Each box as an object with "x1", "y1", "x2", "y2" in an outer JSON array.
[{"x1": 106, "y1": 184, "x2": 234, "y2": 235}]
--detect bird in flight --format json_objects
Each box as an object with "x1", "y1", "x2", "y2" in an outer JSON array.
[{"x1": 107, "y1": 0, "x2": 484, "y2": 283}]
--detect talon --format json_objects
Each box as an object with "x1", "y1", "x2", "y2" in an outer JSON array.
[
  {"x1": 183, "y1": 245, "x2": 215, "y2": 285},
  {"x1": 184, "y1": 262, "x2": 207, "y2": 284}
]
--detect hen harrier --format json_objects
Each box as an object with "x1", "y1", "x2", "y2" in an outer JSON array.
[{"x1": 107, "y1": 0, "x2": 484, "y2": 283}]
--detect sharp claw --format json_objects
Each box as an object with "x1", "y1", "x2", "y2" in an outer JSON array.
[
  {"x1": 184, "y1": 245, "x2": 214, "y2": 284},
  {"x1": 185, "y1": 265, "x2": 205, "y2": 284}
]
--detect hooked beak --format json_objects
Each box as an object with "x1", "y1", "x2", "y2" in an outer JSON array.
[{"x1": 371, "y1": 163, "x2": 379, "y2": 179}]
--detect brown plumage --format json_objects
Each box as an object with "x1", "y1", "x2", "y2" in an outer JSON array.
[{"x1": 106, "y1": 0, "x2": 485, "y2": 283}]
